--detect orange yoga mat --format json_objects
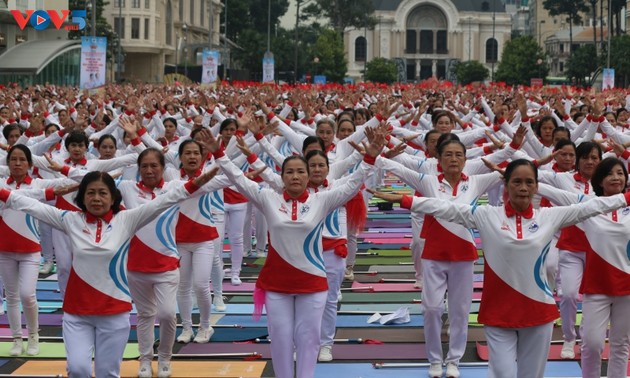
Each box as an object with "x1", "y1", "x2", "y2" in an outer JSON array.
[{"x1": 12, "y1": 360, "x2": 267, "y2": 377}]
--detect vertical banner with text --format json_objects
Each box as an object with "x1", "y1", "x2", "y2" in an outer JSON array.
[
  {"x1": 602, "y1": 68, "x2": 615, "y2": 90},
  {"x1": 201, "y1": 50, "x2": 220, "y2": 86},
  {"x1": 262, "y1": 52, "x2": 274, "y2": 83},
  {"x1": 80, "y1": 36, "x2": 107, "y2": 89}
]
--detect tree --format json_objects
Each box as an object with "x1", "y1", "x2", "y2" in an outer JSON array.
[
  {"x1": 601, "y1": 35, "x2": 630, "y2": 87},
  {"x1": 543, "y1": 0, "x2": 589, "y2": 58},
  {"x1": 452, "y1": 61, "x2": 489, "y2": 85},
  {"x1": 68, "y1": 0, "x2": 121, "y2": 61},
  {"x1": 565, "y1": 44, "x2": 597, "y2": 86},
  {"x1": 364, "y1": 58, "x2": 397, "y2": 83},
  {"x1": 610, "y1": 0, "x2": 625, "y2": 36},
  {"x1": 302, "y1": 0, "x2": 377, "y2": 35},
  {"x1": 495, "y1": 36, "x2": 548, "y2": 85},
  {"x1": 311, "y1": 29, "x2": 347, "y2": 82}
]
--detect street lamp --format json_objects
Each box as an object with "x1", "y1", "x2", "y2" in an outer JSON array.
[
  {"x1": 538, "y1": 20, "x2": 546, "y2": 46},
  {"x1": 175, "y1": 32, "x2": 179, "y2": 75},
  {"x1": 183, "y1": 23, "x2": 188, "y2": 78}
]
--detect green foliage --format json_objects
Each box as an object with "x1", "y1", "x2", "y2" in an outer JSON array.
[
  {"x1": 543, "y1": 0, "x2": 589, "y2": 25},
  {"x1": 68, "y1": 0, "x2": 121, "y2": 61},
  {"x1": 302, "y1": 0, "x2": 377, "y2": 35},
  {"x1": 495, "y1": 36, "x2": 548, "y2": 85},
  {"x1": 222, "y1": 0, "x2": 289, "y2": 75},
  {"x1": 364, "y1": 58, "x2": 397, "y2": 84},
  {"x1": 565, "y1": 44, "x2": 596, "y2": 86},
  {"x1": 601, "y1": 34, "x2": 630, "y2": 87},
  {"x1": 311, "y1": 29, "x2": 347, "y2": 82},
  {"x1": 452, "y1": 60, "x2": 489, "y2": 85}
]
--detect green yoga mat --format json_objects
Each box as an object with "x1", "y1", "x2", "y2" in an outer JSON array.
[
  {"x1": 339, "y1": 292, "x2": 419, "y2": 303},
  {"x1": 0, "y1": 342, "x2": 140, "y2": 359},
  {"x1": 354, "y1": 256, "x2": 413, "y2": 265},
  {"x1": 365, "y1": 249, "x2": 412, "y2": 257}
]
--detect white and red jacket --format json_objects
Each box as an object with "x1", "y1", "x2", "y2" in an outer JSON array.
[
  {"x1": 377, "y1": 156, "x2": 501, "y2": 261},
  {"x1": 400, "y1": 192, "x2": 630, "y2": 328},
  {"x1": 539, "y1": 170, "x2": 593, "y2": 253},
  {"x1": 214, "y1": 150, "x2": 374, "y2": 294},
  {"x1": 0, "y1": 175, "x2": 75, "y2": 252},
  {"x1": 0, "y1": 182, "x2": 201, "y2": 315},
  {"x1": 539, "y1": 184, "x2": 630, "y2": 295}
]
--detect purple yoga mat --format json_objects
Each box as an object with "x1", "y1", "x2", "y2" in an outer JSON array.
[
  {"x1": 222, "y1": 282, "x2": 255, "y2": 292},
  {"x1": 358, "y1": 232, "x2": 409, "y2": 239},
  {"x1": 367, "y1": 228, "x2": 412, "y2": 233},
  {"x1": 179, "y1": 342, "x2": 428, "y2": 360}
]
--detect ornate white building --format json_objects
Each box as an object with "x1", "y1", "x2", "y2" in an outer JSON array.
[{"x1": 344, "y1": 0, "x2": 512, "y2": 82}]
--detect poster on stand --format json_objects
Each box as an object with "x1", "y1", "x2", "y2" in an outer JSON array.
[
  {"x1": 80, "y1": 36, "x2": 107, "y2": 89},
  {"x1": 201, "y1": 50, "x2": 220, "y2": 86}
]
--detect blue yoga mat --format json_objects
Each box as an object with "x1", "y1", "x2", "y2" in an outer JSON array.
[
  {"x1": 314, "y1": 362, "x2": 582, "y2": 378},
  {"x1": 36, "y1": 281, "x2": 60, "y2": 291},
  {"x1": 37, "y1": 290, "x2": 62, "y2": 301}
]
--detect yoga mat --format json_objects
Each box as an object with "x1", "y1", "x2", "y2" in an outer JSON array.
[
  {"x1": 354, "y1": 274, "x2": 418, "y2": 284},
  {"x1": 0, "y1": 313, "x2": 62, "y2": 327},
  {"x1": 0, "y1": 342, "x2": 139, "y2": 358},
  {"x1": 210, "y1": 327, "x2": 269, "y2": 342},
  {"x1": 365, "y1": 221, "x2": 410, "y2": 228},
  {"x1": 13, "y1": 360, "x2": 266, "y2": 377},
  {"x1": 335, "y1": 328, "x2": 424, "y2": 343},
  {"x1": 367, "y1": 228, "x2": 412, "y2": 233},
  {"x1": 339, "y1": 303, "x2": 423, "y2": 315},
  {"x1": 352, "y1": 282, "x2": 420, "y2": 292},
  {"x1": 339, "y1": 292, "x2": 420, "y2": 303},
  {"x1": 358, "y1": 233, "x2": 410, "y2": 239},
  {"x1": 555, "y1": 313, "x2": 582, "y2": 326},
  {"x1": 354, "y1": 257, "x2": 412, "y2": 266},
  {"x1": 363, "y1": 249, "x2": 412, "y2": 257},
  {"x1": 221, "y1": 282, "x2": 256, "y2": 292},
  {"x1": 476, "y1": 341, "x2": 608, "y2": 361},
  {"x1": 215, "y1": 314, "x2": 424, "y2": 328},
  {"x1": 334, "y1": 315, "x2": 424, "y2": 328},
  {"x1": 368, "y1": 265, "x2": 415, "y2": 273},
  {"x1": 180, "y1": 342, "x2": 428, "y2": 360},
  {"x1": 36, "y1": 290, "x2": 63, "y2": 301},
  {"x1": 358, "y1": 243, "x2": 409, "y2": 251},
  {"x1": 362, "y1": 238, "x2": 412, "y2": 244},
  {"x1": 36, "y1": 281, "x2": 60, "y2": 291},
  {"x1": 367, "y1": 214, "x2": 410, "y2": 220},
  {"x1": 313, "y1": 362, "x2": 582, "y2": 378}
]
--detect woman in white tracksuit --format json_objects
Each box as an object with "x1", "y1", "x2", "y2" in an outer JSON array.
[
  {"x1": 372, "y1": 158, "x2": 630, "y2": 378},
  {"x1": 202, "y1": 128, "x2": 383, "y2": 378}
]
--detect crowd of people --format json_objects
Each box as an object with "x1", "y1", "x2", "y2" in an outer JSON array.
[{"x1": 1, "y1": 79, "x2": 630, "y2": 378}]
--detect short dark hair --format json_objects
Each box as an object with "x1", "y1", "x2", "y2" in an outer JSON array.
[
  {"x1": 575, "y1": 141, "x2": 602, "y2": 173},
  {"x1": 552, "y1": 126, "x2": 571, "y2": 141},
  {"x1": 6, "y1": 144, "x2": 32, "y2": 166},
  {"x1": 97, "y1": 134, "x2": 117, "y2": 150},
  {"x1": 504, "y1": 159, "x2": 538, "y2": 184},
  {"x1": 64, "y1": 131, "x2": 89, "y2": 150},
  {"x1": 75, "y1": 171, "x2": 123, "y2": 214},
  {"x1": 219, "y1": 118, "x2": 237, "y2": 133},
  {"x1": 535, "y1": 116, "x2": 558, "y2": 138},
  {"x1": 138, "y1": 147, "x2": 165, "y2": 168},
  {"x1": 2, "y1": 123, "x2": 22, "y2": 141},
  {"x1": 281, "y1": 155, "x2": 308, "y2": 176},
  {"x1": 302, "y1": 136, "x2": 325, "y2": 154},
  {"x1": 591, "y1": 157, "x2": 628, "y2": 197},
  {"x1": 437, "y1": 139, "x2": 466, "y2": 156},
  {"x1": 305, "y1": 149, "x2": 329, "y2": 167},
  {"x1": 554, "y1": 138, "x2": 576, "y2": 152}
]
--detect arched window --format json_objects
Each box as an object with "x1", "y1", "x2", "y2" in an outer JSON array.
[
  {"x1": 166, "y1": 0, "x2": 173, "y2": 45},
  {"x1": 179, "y1": 0, "x2": 184, "y2": 21},
  {"x1": 355, "y1": 36, "x2": 366, "y2": 62},
  {"x1": 485, "y1": 38, "x2": 498, "y2": 63}
]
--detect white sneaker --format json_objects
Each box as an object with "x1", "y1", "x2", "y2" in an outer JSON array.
[
  {"x1": 428, "y1": 363, "x2": 443, "y2": 378},
  {"x1": 445, "y1": 362, "x2": 460, "y2": 378},
  {"x1": 414, "y1": 280, "x2": 423, "y2": 290},
  {"x1": 255, "y1": 249, "x2": 267, "y2": 257},
  {"x1": 193, "y1": 327, "x2": 214, "y2": 343},
  {"x1": 231, "y1": 275, "x2": 242, "y2": 286},
  {"x1": 138, "y1": 360, "x2": 152, "y2": 378},
  {"x1": 26, "y1": 334, "x2": 39, "y2": 356},
  {"x1": 318, "y1": 345, "x2": 333, "y2": 362},
  {"x1": 176, "y1": 327, "x2": 194, "y2": 343},
  {"x1": 344, "y1": 266, "x2": 354, "y2": 281},
  {"x1": 213, "y1": 295, "x2": 227, "y2": 312},
  {"x1": 39, "y1": 261, "x2": 54, "y2": 274},
  {"x1": 9, "y1": 338, "x2": 23, "y2": 356},
  {"x1": 560, "y1": 340, "x2": 576, "y2": 359},
  {"x1": 157, "y1": 361, "x2": 172, "y2": 378}
]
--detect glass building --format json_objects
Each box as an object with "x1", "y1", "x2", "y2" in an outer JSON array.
[{"x1": 0, "y1": 40, "x2": 81, "y2": 87}]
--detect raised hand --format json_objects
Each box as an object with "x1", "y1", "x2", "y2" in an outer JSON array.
[
  {"x1": 45, "y1": 154, "x2": 64, "y2": 172},
  {"x1": 366, "y1": 188, "x2": 404, "y2": 203},
  {"x1": 235, "y1": 135, "x2": 253, "y2": 157},
  {"x1": 54, "y1": 184, "x2": 79, "y2": 196},
  {"x1": 196, "y1": 129, "x2": 221, "y2": 153},
  {"x1": 193, "y1": 166, "x2": 219, "y2": 187},
  {"x1": 511, "y1": 124, "x2": 528, "y2": 148}
]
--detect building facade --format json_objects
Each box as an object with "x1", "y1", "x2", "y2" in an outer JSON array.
[
  {"x1": 105, "y1": 0, "x2": 222, "y2": 82},
  {"x1": 344, "y1": 0, "x2": 511, "y2": 82}
]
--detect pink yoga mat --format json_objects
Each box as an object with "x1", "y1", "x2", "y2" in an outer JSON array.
[
  {"x1": 477, "y1": 341, "x2": 610, "y2": 361},
  {"x1": 362, "y1": 238, "x2": 411, "y2": 244},
  {"x1": 222, "y1": 282, "x2": 256, "y2": 292},
  {"x1": 358, "y1": 233, "x2": 410, "y2": 239}
]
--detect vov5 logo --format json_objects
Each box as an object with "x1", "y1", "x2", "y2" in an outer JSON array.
[{"x1": 10, "y1": 10, "x2": 87, "y2": 31}]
